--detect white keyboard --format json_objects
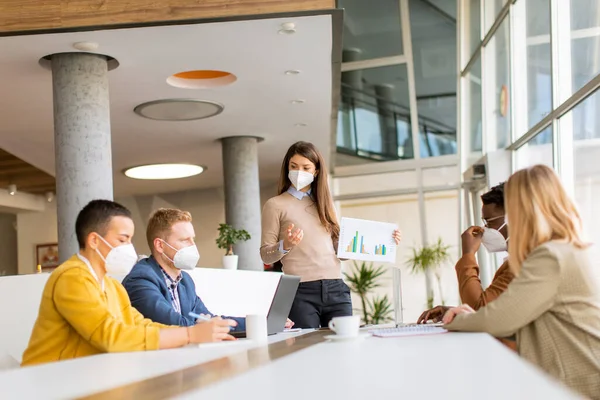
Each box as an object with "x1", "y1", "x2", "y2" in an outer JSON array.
[{"x1": 369, "y1": 325, "x2": 448, "y2": 338}]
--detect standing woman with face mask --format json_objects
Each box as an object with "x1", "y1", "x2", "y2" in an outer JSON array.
[{"x1": 261, "y1": 142, "x2": 401, "y2": 328}]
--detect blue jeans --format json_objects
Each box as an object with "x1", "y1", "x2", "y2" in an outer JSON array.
[{"x1": 288, "y1": 279, "x2": 353, "y2": 329}]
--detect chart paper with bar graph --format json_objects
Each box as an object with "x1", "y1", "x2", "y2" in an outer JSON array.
[{"x1": 337, "y1": 217, "x2": 398, "y2": 263}]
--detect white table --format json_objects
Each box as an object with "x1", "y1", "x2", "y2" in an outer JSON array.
[
  {"x1": 0, "y1": 331, "x2": 308, "y2": 400},
  {"x1": 177, "y1": 332, "x2": 581, "y2": 400},
  {"x1": 0, "y1": 330, "x2": 581, "y2": 400}
]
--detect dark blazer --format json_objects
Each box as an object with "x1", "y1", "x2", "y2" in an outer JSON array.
[{"x1": 122, "y1": 256, "x2": 245, "y2": 330}]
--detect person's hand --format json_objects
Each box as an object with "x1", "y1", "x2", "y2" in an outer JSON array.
[
  {"x1": 188, "y1": 316, "x2": 237, "y2": 343},
  {"x1": 416, "y1": 305, "x2": 450, "y2": 324},
  {"x1": 392, "y1": 229, "x2": 402, "y2": 245},
  {"x1": 284, "y1": 318, "x2": 295, "y2": 329},
  {"x1": 283, "y1": 224, "x2": 304, "y2": 250},
  {"x1": 442, "y1": 304, "x2": 475, "y2": 325},
  {"x1": 461, "y1": 226, "x2": 484, "y2": 255}
]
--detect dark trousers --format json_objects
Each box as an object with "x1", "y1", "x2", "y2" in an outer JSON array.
[{"x1": 288, "y1": 279, "x2": 353, "y2": 329}]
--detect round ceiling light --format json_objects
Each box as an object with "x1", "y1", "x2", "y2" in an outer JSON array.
[
  {"x1": 134, "y1": 99, "x2": 223, "y2": 121},
  {"x1": 167, "y1": 70, "x2": 237, "y2": 89},
  {"x1": 279, "y1": 22, "x2": 296, "y2": 34},
  {"x1": 124, "y1": 164, "x2": 205, "y2": 180}
]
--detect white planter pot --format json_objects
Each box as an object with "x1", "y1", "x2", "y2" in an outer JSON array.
[{"x1": 222, "y1": 255, "x2": 239, "y2": 270}]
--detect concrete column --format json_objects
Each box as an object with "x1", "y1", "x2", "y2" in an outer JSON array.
[
  {"x1": 221, "y1": 136, "x2": 263, "y2": 271},
  {"x1": 374, "y1": 84, "x2": 399, "y2": 159},
  {"x1": 51, "y1": 53, "x2": 114, "y2": 262},
  {"x1": 341, "y1": 48, "x2": 364, "y2": 100}
]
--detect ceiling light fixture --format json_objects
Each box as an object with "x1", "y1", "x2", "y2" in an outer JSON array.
[
  {"x1": 7, "y1": 184, "x2": 16, "y2": 196},
  {"x1": 124, "y1": 164, "x2": 205, "y2": 180},
  {"x1": 279, "y1": 22, "x2": 296, "y2": 34},
  {"x1": 285, "y1": 70, "x2": 301, "y2": 75},
  {"x1": 167, "y1": 70, "x2": 237, "y2": 89},
  {"x1": 45, "y1": 192, "x2": 54, "y2": 203},
  {"x1": 134, "y1": 99, "x2": 224, "y2": 121},
  {"x1": 72, "y1": 41, "x2": 99, "y2": 52},
  {"x1": 290, "y1": 99, "x2": 305, "y2": 104}
]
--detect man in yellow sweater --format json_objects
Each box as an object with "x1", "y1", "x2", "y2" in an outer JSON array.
[{"x1": 22, "y1": 200, "x2": 237, "y2": 367}]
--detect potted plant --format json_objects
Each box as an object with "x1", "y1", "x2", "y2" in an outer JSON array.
[
  {"x1": 405, "y1": 238, "x2": 451, "y2": 309},
  {"x1": 215, "y1": 223, "x2": 251, "y2": 270},
  {"x1": 344, "y1": 261, "x2": 393, "y2": 325}
]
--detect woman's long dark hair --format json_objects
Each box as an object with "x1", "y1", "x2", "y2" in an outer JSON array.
[{"x1": 277, "y1": 141, "x2": 340, "y2": 242}]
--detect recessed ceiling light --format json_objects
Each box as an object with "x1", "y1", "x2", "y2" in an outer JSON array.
[
  {"x1": 167, "y1": 70, "x2": 237, "y2": 89},
  {"x1": 124, "y1": 164, "x2": 205, "y2": 180},
  {"x1": 134, "y1": 99, "x2": 223, "y2": 121},
  {"x1": 294, "y1": 123, "x2": 307, "y2": 127},
  {"x1": 285, "y1": 70, "x2": 301, "y2": 75},
  {"x1": 291, "y1": 99, "x2": 305, "y2": 104},
  {"x1": 73, "y1": 41, "x2": 99, "y2": 51},
  {"x1": 279, "y1": 22, "x2": 296, "y2": 34}
]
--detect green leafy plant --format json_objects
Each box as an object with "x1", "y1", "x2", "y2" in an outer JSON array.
[
  {"x1": 366, "y1": 295, "x2": 394, "y2": 325},
  {"x1": 406, "y1": 238, "x2": 451, "y2": 309},
  {"x1": 216, "y1": 223, "x2": 251, "y2": 256},
  {"x1": 343, "y1": 261, "x2": 393, "y2": 324}
]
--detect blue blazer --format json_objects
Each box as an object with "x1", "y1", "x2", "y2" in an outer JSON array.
[{"x1": 122, "y1": 256, "x2": 245, "y2": 330}]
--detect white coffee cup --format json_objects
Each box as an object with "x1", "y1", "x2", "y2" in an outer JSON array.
[
  {"x1": 246, "y1": 314, "x2": 268, "y2": 344},
  {"x1": 328, "y1": 315, "x2": 360, "y2": 337}
]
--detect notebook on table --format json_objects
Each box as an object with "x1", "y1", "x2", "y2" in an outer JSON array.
[{"x1": 369, "y1": 324, "x2": 448, "y2": 338}]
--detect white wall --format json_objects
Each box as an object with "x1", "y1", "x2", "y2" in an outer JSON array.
[
  {"x1": 16, "y1": 184, "x2": 279, "y2": 274},
  {"x1": 17, "y1": 201, "x2": 58, "y2": 275}
]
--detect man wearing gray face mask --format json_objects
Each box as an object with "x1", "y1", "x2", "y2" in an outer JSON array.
[{"x1": 417, "y1": 184, "x2": 515, "y2": 336}]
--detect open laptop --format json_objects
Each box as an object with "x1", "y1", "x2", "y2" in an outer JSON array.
[{"x1": 231, "y1": 274, "x2": 300, "y2": 338}]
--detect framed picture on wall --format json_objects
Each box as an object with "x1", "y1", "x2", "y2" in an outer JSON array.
[{"x1": 36, "y1": 243, "x2": 59, "y2": 272}]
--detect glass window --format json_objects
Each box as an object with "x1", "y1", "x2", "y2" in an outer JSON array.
[
  {"x1": 515, "y1": 126, "x2": 553, "y2": 169},
  {"x1": 418, "y1": 96, "x2": 458, "y2": 158},
  {"x1": 484, "y1": 0, "x2": 508, "y2": 33},
  {"x1": 465, "y1": 0, "x2": 482, "y2": 59},
  {"x1": 465, "y1": 57, "x2": 482, "y2": 153},
  {"x1": 485, "y1": 18, "x2": 511, "y2": 149},
  {"x1": 337, "y1": 64, "x2": 412, "y2": 161},
  {"x1": 567, "y1": 90, "x2": 600, "y2": 244},
  {"x1": 570, "y1": 0, "x2": 600, "y2": 94},
  {"x1": 526, "y1": 0, "x2": 552, "y2": 129},
  {"x1": 338, "y1": 0, "x2": 403, "y2": 61},
  {"x1": 410, "y1": 0, "x2": 457, "y2": 157}
]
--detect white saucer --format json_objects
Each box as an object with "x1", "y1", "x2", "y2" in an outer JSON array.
[{"x1": 324, "y1": 332, "x2": 371, "y2": 341}]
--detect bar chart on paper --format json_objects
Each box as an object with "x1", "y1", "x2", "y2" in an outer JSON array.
[{"x1": 337, "y1": 217, "x2": 398, "y2": 263}]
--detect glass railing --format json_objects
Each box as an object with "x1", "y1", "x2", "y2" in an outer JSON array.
[{"x1": 337, "y1": 83, "x2": 457, "y2": 161}]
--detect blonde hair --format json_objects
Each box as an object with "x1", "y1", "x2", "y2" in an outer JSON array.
[
  {"x1": 505, "y1": 165, "x2": 587, "y2": 275},
  {"x1": 146, "y1": 208, "x2": 192, "y2": 253}
]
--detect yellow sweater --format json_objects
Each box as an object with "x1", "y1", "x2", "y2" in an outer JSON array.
[{"x1": 22, "y1": 255, "x2": 169, "y2": 367}]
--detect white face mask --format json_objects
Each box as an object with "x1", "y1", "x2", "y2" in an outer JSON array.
[
  {"x1": 289, "y1": 170, "x2": 314, "y2": 191},
  {"x1": 95, "y1": 235, "x2": 138, "y2": 275},
  {"x1": 482, "y1": 222, "x2": 508, "y2": 253},
  {"x1": 161, "y1": 240, "x2": 200, "y2": 270}
]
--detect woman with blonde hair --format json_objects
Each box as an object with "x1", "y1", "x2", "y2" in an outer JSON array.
[{"x1": 443, "y1": 165, "x2": 600, "y2": 399}]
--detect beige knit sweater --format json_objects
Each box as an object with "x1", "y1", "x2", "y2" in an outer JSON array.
[{"x1": 260, "y1": 192, "x2": 341, "y2": 282}]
